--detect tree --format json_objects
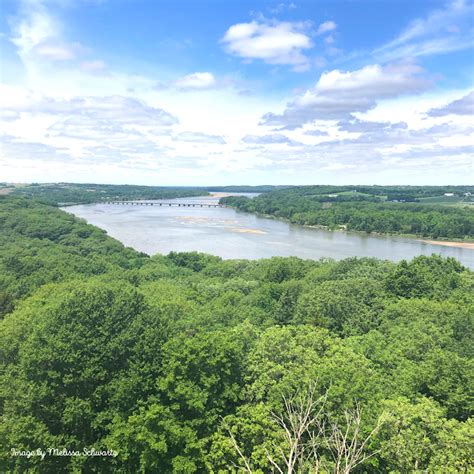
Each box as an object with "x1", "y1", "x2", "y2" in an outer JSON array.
[{"x1": 224, "y1": 385, "x2": 385, "y2": 474}]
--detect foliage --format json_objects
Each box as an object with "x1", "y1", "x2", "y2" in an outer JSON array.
[
  {"x1": 0, "y1": 195, "x2": 472, "y2": 472},
  {"x1": 221, "y1": 185, "x2": 474, "y2": 239},
  {"x1": 10, "y1": 183, "x2": 285, "y2": 207},
  {"x1": 12, "y1": 183, "x2": 209, "y2": 206}
]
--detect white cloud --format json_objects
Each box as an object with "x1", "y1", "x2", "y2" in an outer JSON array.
[
  {"x1": 242, "y1": 133, "x2": 294, "y2": 144},
  {"x1": 0, "y1": 110, "x2": 20, "y2": 121},
  {"x1": 174, "y1": 131, "x2": 226, "y2": 144},
  {"x1": 337, "y1": 118, "x2": 407, "y2": 133},
  {"x1": 303, "y1": 129, "x2": 329, "y2": 137},
  {"x1": 10, "y1": 1, "x2": 87, "y2": 64},
  {"x1": 314, "y1": 63, "x2": 429, "y2": 96},
  {"x1": 33, "y1": 40, "x2": 85, "y2": 61},
  {"x1": 221, "y1": 20, "x2": 313, "y2": 70},
  {"x1": 0, "y1": 90, "x2": 180, "y2": 173},
  {"x1": 268, "y1": 2, "x2": 297, "y2": 14},
  {"x1": 244, "y1": 119, "x2": 473, "y2": 182},
  {"x1": 80, "y1": 60, "x2": 107, "y2": 73},
  {"x1": 374, "y1": 0, "x2": 474, "y2": 61},
  {"x1": 317, "y1": 21, "x2": 337, "y2": 35},
  {"x1": 173, "y1": 72, "x2": 217, "y2": 91},
  {"x1": 324, "y1": 35, "x2": 335, "y2": 45},
  {"x1": 262, "y1": 63, "x2": 432, "y2": 128},
  {"x1": 27, "y1": 95, "x2": 178, "y2": 126},
  {"x1": 2, "y1": 0, "x2": 472, "y2": 185},
  {"x1": 427, "y1": 91, "x2": 474, "y2": 116}
]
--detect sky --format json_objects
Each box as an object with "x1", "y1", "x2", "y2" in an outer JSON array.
[{"x1": 0, "y1": 0, "x2": 473, "y2": 186}]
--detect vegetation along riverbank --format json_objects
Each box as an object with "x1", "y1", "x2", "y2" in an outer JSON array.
[{"x1": 221, "y1": 185, "x2": 474, "y2": 241}]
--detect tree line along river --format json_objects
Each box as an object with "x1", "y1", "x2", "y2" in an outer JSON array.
[{"x1": 65, "y1": 194, "x2": 474, "y2": 269}]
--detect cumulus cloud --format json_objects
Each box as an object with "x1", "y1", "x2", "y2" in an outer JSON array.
[
  {"x1": 427, "y1": 91, "x2": 474, "y2": 116},
  {"x1": 303, "y1": 129, "x2": 329, "y2": 136},
  {"x1": 247, "y1": 120, "x2": 473, "y2": 178},
  {"x1": 2, "y1": 0, "x2": 472, "y2": 184},
  {"x1": 221, "y1": 20, "x2": 313, "y2": 70},
  {"x1": 317, "y1": 21, "x2": 337, "y2": 35},
  {"x1": 0, "y1": 91, "x2": 181, "y2": 177},
  {"x1": 317, "y1": 122, "x2": 471, "y2": 148},
  {"x1": 0, "y1": 135, "x2": 72, "y2": 162},
  {"x1": 174, "y1": 131, "x2": 226, "y2": 144},
  {"x1": 47, "y1": 116, "x2": 144, "y2": 141},
  {"x1": 261, "y1": 63, "x2": 432, "y2": 128},
  {"x1": 32, "y1": 95, "x2": 178, "y2": 126},
  {"x1": 156, "y1": 72, "x2": 237, "y2": 92},
  {"x1": 337, "y1": 118, "x2": 408, "y2": 133},
  {"x1": 173, "y1": 72, "x2": 217, "y2": 91},
  {"x1": 242, "y1": 133, "x2": 294, "y2": 144}
]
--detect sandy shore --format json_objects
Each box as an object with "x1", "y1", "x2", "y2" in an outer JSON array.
[
  {"x1": 418, "y1": 240, "x2": 474, "y2": 250},
  {"x1": 210, "y1": 192, "x2": 233, "y2": 198}
]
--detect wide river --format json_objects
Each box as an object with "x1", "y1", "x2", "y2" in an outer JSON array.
[{"x1": 65, "y1": 194, "x2": 474, "y2": 269}]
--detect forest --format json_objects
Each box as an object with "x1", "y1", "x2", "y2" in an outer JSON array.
[
  {"x1": 0, "y1": 194, "x2": 472, "y2": 473},
  {"x1": 221, "y1": 186, "x2": 474, "y2": 240},
  {"x1": 6, "y1": 183, "x2": 283, "y2": 207},
  {"x1": 9, "y1": 183, "x2": 208, "y2": 206}
]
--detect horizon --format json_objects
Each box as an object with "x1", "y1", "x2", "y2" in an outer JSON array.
[
  {"x1": 4, "y1": 181, "x2": 474, "y2": 187},
  {"x1": 1, "y1": 0, "x2": 473, "y2": 185}
]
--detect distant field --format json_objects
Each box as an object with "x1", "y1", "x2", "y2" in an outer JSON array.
[
  {"x1": 334, "y1": 190, "x2": 376, "y2": 198},
  {"x1": 418, "y1": 196, "x2": 474, "y2": 208},
  {"x1": 419, "y1": 195, "x2": 468, "y2": 204}
]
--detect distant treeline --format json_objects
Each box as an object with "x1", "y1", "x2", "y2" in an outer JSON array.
[
  {"x1": 11, "y1": 183, "x2": 208, "y2": 206},
  {"x1": 12, "y1": 183, "x2": 474, "y2": 207},
  {"x1": 234, "y1": 185, "x2": 474, "y2": 201},
  {"x1": 221, "y1": 186, "x2": 474, "y2": 240},
  {"x1": 206, "y1": 185, "x2": 290, "y2": 193},
  {"x1": 10, "y1": 183, "x2": 288, "y2": 206}
]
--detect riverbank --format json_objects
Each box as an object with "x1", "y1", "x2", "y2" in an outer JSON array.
[{"x1": 227, "y1": 207, "x2": 474, "y2": 249}]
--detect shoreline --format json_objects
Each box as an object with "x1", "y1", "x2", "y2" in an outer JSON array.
[
  {"x1": 227, "y1": 207, "x2": 474, "y2": 248},
  {"x1": 417, "y1": 240, "x2": 474, "y2": 250}
]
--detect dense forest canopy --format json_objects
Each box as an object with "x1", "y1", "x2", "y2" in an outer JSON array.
[
  {"x1": 0, "y1": 194, "x2": 472, "y2": 472},
  {"x1": 221, "y1": 185, "x2": 474, "y2": 240}
]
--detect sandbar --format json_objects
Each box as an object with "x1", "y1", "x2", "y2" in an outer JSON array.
[{"x1": 418, "y1": 240, "x2": 474, "y2": 250}]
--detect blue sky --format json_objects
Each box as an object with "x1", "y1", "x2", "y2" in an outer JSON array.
[{"x1": 0, "y1": 0, "x2": 473, "y2": 185}]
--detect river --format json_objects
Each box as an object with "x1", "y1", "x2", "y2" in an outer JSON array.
[{"x1": 65, "y1": 194, "x2": 474, "y2": 269}]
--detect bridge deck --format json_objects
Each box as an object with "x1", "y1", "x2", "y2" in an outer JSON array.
[{"x1": 105, "y1": 201, "x2": 223, "y2": 208}]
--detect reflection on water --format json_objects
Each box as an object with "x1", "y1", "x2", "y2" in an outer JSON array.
[{"x1": 65, "y1": 194, "x2": 474, "y2": 269}]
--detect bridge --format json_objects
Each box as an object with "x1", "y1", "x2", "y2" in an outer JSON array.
[{"x1": 105, "y1": 201, "x2": 223, "y2": 208}]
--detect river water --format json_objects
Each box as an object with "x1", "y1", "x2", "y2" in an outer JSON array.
[{"x1": 65, "y1": 194, "x2": 474, "y2": 269}]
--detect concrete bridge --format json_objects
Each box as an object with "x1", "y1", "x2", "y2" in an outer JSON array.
[{"x1": 105, "y1": 201, "x2": 223, "y2": 208}]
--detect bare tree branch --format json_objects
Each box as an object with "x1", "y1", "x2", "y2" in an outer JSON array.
[
  {"x1": 223, "y1": 419, "x2": 253, "y2": 473},
  {"x1": 224, "y1": 384, "x2": 386, "y2": 474}
]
